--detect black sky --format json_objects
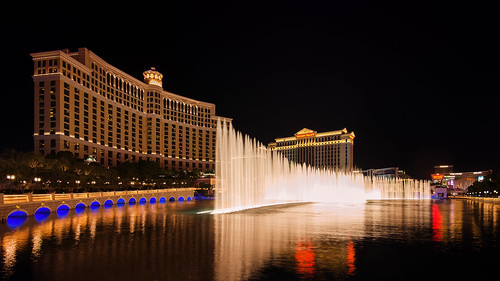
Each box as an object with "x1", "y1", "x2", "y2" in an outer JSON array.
[{"x1": 1, "y1": 0, "x2": 499, "y2": 179}]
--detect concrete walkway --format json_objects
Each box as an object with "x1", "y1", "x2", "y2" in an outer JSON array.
[{"x1": 0, "y1": 188, "x2": 196, "y2": 221}]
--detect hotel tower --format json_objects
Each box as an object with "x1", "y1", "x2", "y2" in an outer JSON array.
[
  {"x1": 268, "y1": 128, "x2": 355, "y2": 171},
  {"x1": 31, "y1": 48, "x2": 231, "y2": 171}
]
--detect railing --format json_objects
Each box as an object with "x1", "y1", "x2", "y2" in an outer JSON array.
[
  {"x1": 449, "y1": 196, "x2": 500, "y2": 202},
  {"x1": 73, "y1": 193, "x2": 88, "y2": 199},
  {"x1": 2, "y1": 194, "x2": 29, "y2": 204},
  {"x1": 32, "y1": 194, "x2": 53, "y2": 202},
  {"x1": 0, "y1": 188, "x2": 196, "y2": 205}
]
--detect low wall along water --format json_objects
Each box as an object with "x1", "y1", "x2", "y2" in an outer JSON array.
[{"x1": 0, "y1": 188, "x2": 196, "y2": 221}]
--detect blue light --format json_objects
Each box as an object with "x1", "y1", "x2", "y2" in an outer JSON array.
[
  {"x1": 75, "y1": 203, "x2": 86, "y2": 208},
  {"x1": 56, "y1": 205, "x2": 70, "y2": 218},
  {"x1": 139, "y1": 198, "x2": 147, "y2": 205},
  {"x1": 104, "y1": 199, "x2": 113, "y2": 208},
  {"x1": 117, "y1": 198, "x2": 125, "y2": 206},
  {"x1": 169, "y1": 197, "x2": 176, "y2": 202},
  {"x1": 150, "y1": 197, "x2": 157, "y2": 204},
  {"x1": 6, "y1": 211, "x2": 28, "y2": 229},
  {"x1": 90, "y1": 201, "x2": 100, "y2": 211},
  {"x1": 129, "y1": 198, "x2": 136, "y2": 205},
  {"x1": 178, "y1": 197, "x2": 185, "y2": 202},
  {"x1": 187, "y1": 196, "x2": 191, "y2": 201},
  {"x1": 34, "y1": 208, "x2": 51, "y2": 222},
  {"x1": 159, "y1": 197, "x2": 166, "y2": 203},
  {"x1": 75, "y1": 203, "x2": 86, "y2": 214}
]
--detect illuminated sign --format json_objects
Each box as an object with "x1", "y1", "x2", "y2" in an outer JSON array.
[
  {"x1": 296, "y1": 133, "x2": 316, "y2": 138},
  {"x1": 431, "y1": 174, "x2": 444, "y2": 180}
]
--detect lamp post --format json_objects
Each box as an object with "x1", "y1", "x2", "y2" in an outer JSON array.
[{"x1": 6, "y1": 175, "x2": 16, "y2": 193}]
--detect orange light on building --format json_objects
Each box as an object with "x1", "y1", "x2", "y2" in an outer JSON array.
[
  {"x1": 296, "y1": 132, "x2": 316, "y2": 138},
  {"x1": 431, "y1": 174, "x2": 444, "y2": 180}
]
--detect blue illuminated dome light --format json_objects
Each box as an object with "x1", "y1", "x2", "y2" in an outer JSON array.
[
  {"x1": 129, "y1": 197, "x2": 137, "y2": 205},
  {"x1": 56, "y1": 205, "x2": 70, "y2": 218},
  {"x1": 75, "y1": 203, "x2": 86, "y2": 214},
  {"x1": 6, "y1": 210, "x2": 28, "y2": 229},
  {"x1": 34, "y1": 207, "x2": 51, "y2": 222}
]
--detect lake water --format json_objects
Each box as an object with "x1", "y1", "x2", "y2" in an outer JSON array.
[{"x1": 1, "y1": 199, "x2": 498, "y2": 280}]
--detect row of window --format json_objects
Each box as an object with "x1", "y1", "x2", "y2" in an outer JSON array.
[
  {"x1": 37, "y1": 139, "x2": 214, "y2": 170},
  {"x1": 35, "y1": 56, "x2": 216, "y2": 128},
  {"x1": 277, "y1": 135, "x2": 344, "y2": 147},
  {"x1": 35, "y1": 80, "x2": 216, "y2": 160},
  {"x1": 34, "y1": 53, "x2": 221, "y2": 167}
]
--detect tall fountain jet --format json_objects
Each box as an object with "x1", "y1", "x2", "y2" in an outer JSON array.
[{"x1": 215, "y1": 119, "x2": 430, "y2": 213}]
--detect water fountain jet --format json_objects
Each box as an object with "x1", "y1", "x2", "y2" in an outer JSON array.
[{"x1": 214, "y1": 119, "x2": 430, "y2": 213}]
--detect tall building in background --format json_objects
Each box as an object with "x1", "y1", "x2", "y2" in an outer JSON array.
[
  {"x1": 31, "y1": 48, "x2": 231, "y2": 171},
  {"x1": 268, "y1": 128, "x2": 355, "y2": 171},
  {"x1": 431, "y1": 165, "x2": 492, "y2": 195}
]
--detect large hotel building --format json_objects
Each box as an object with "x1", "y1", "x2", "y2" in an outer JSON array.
[
  {"x1": 268, "y1": 128, "x2": 355, "y2": 171},
  {"x1": 31, "y1": 48, "x2": 230, "y2": 171}
]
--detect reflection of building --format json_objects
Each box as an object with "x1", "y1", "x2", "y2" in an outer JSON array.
[
  {"x1": 431, "y1": 165, "x2": 492, "y2": 195},
  {"x1": 31, "y1": 48, "x2": 231, "y2": 171},
  {"x1": 268, "y1": 128, "x2": 355, "y2": 171}
]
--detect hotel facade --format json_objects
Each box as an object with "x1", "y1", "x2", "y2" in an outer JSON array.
[
  {"x1": 31, "y1": 48, "x2": 231, "y2": 171},
  {"x1": 268, "y1": 128, "x2": 355, "y2": 171}
]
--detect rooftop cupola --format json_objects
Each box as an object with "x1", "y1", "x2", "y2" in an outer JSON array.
[{"x1": 143, "y1": 67, "x2": 163, "y2": 87}]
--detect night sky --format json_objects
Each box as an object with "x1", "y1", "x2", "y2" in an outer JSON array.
[{"x1": 1, "y1": 1, "x2": 499, "y2": 179}]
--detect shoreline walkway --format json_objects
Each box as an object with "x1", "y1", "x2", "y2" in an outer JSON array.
[{"x1": 0, "y1": 188, "x2": 196, "y2": 221}]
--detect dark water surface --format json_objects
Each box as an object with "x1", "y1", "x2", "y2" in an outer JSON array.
[{"x1": 1, "y1": 199, "x2": 499, "y2": 280}]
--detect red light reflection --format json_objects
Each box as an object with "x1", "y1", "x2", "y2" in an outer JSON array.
[
  {"x1": 295, "y1": 240, "x2": 315, "y2": 278},
  {"x1": 432, "y1": 204, "x2": 442, "y2": 242},
  {"x1": 346, "y1": 240, "x2": 356, "y2": 275}
]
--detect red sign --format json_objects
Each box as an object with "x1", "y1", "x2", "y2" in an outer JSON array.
[
  {"x1": 431, "y1": 174, "x2": 444, "y2": 180},
  {"x1": 296, "y1": 133, "x2": 315, "y2": 138}
]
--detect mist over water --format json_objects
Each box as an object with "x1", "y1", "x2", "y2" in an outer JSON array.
[{"x1": 215, "y1": 119, "x2": 430, "y2": 213}]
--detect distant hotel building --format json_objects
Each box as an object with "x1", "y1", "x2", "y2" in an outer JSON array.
[
  {"x1": 431, "y1": 165, "x2": 492, "y2": 196},
  {"x1": 361, "y1": 167, "x2": 408, "y2": 179},
  {"x1": 31, "y1": 48, "x2": 231, "y2": 171},
  {"x1": 268, "y1": 128, "x2": 355, "y2": 171}
]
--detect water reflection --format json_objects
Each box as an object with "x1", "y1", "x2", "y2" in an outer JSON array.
[
  {"x1": 213, "y1": 202, "x2": 367, "y2": 280},
  {"x1": 432, "y1": 204, "x2": 443, "y2": 242},
  {"x1": 295, "y1": 240, "x2": 315, "y2": 278},
  {"x1": 0, "y1": 200, "x2": 499, "y2": 280},
  {"x1": 346, "y1": 240, "x2": 356, "y2": 275}
]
